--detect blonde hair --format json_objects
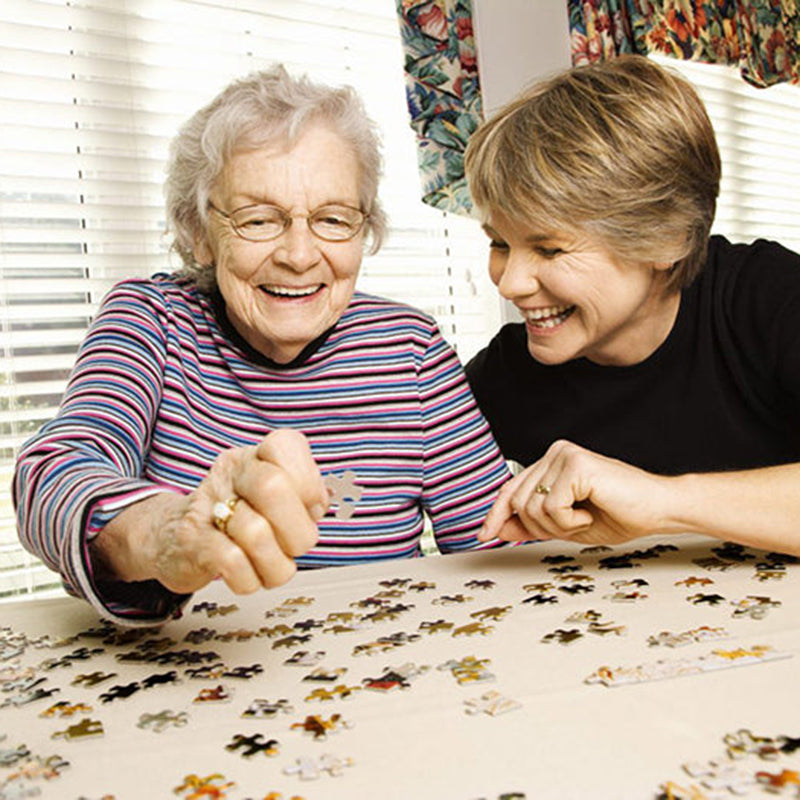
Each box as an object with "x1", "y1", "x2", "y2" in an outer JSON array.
[
  {"x1": 465, "y1": 55, "x2": 721, "y2": 289},
  {"x1": 165, "y1": 65, "x2": 387, "y2": 290}
]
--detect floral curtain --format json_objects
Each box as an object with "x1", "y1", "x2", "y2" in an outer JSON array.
[
  {"x1": 569, "y1": 0, "x2": 800, "y2": 88},
  {"x1": 396, "y1": 0, "x2": 482, "y2": 215}
]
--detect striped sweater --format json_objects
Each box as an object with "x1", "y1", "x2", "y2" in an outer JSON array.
[{"x1": 14, "y1": 275, "x2": 510, "y2": 623}]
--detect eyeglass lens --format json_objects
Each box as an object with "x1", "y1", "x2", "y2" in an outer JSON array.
[{"x1": 229, "y1": 204, "x2": 364, "y2": 242}]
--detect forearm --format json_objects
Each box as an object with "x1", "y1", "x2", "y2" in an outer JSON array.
[
  {"x1": 659, "y1": 463, "x2": 800, "y2": 555},
  {"x1": 90, "y1": 491, "x2": 189, "y2": 583}
]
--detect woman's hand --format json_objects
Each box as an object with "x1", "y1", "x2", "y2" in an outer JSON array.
[
  {"x1": 93, "y1": 428, "x2": 329, "y2": 595},
  {"x1": 480, "y1": 439, "x2": 675, "y2": 546}
]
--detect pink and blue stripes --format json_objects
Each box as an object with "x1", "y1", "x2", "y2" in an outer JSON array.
[{"x1": 14, "y1": 276, "x2": 509, "y2": 623}]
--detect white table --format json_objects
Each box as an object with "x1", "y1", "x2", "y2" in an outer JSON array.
[{"x1": 1, "y1": 534, "x2": 799, "y2": 799}]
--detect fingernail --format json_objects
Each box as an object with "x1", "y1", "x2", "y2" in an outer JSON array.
[{"x1": 311, "y1": 503, "x2": 326, "y2": 522}]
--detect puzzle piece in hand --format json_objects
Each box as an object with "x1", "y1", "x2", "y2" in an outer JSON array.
[
  {"x1": 464, "y1": 690, "x2": 522, "y2": 717},
  {"x1": 323, "y1": 471, "x2": 362, "y2": 520}
]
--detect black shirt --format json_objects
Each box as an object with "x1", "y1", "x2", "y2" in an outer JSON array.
[{"x1": 465, "y1": 236, "x2": 800, "y2": 474}]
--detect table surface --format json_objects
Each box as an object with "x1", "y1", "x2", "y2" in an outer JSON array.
[{"x1": 1, "y1": 533, "x2": 799, "y2": 800}]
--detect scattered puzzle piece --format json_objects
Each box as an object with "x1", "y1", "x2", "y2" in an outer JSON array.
[
  {"x1": 137, "y1": 709, "x2": 189, "y2": 732},
  {"x1": 290, "y1": 713, "x2": 351, "y2": 740},
  {"x1": 52, "y1": 717, "x2": 104, "y2": 741},
  {"x1": 174, "y1": 773, "x2": 235, "y2": 799},
  {"x1": 464, "y1": 690, "x2": 522, "y2": 716},
  {"x1": 241, "y1": 698, "x2": 293, "y2": 719},
  {"x1": 225, "y1": 733, "x2": 279, "y2": 758},
  {"x1": 283, "y1": 753, "x2": 354, "y2": 780}
]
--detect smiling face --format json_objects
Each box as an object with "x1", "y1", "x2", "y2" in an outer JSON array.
[
  {"x1": 195, "y1": 124, "x2": 364, "y2": 363},
  {"x1": 483, "y1": 211, "x2": 681, "y2": 367}
]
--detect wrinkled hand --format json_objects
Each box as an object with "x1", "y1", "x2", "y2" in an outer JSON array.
[
  {"x1": 148, "y1": 428, "x2": 328, "y2": 594},
  {"x1": 480, "y1": 439, "x2": 673, "y2": 547}
]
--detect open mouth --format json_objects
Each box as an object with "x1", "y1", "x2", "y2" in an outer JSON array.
[
  {"x1": 259, "y1": 283, "x2": 324, "y2": 299},
  {"x1": 523, "y1": 304, "x2": 576, "y2": 329}
]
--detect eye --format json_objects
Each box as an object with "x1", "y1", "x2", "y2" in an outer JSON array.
[
  {"x1": 234, "y1": 207, "x2": 284, "y2": 230},
  {"x1": 317, "y1": 213, "x2": 350, "y2": 228},
  {"x1": 488, "y1": 239, "x2": 509, "y2": 251},
  {"x1": 535, "y1": 246, "x2": 564, "y2": 258}
]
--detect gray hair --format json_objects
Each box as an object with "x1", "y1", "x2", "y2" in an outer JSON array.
[{"x1": 165, "y1": 65, "x2": 388, "y2": 290}]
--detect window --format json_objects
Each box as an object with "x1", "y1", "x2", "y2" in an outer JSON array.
[
  {"x1": 3, "y1": 4, "x2": 800, "y2": 601},
  {"x1": 0, "y1": 0, "x2": 499, "y2": 600},
  {"x1": 649, "y1": 55, "x2": 800, "y2": 254}
]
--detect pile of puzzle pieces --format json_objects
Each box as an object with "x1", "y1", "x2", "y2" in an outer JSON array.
[{"x1": 0, "y1": 538, "x2": 797, "y2": 798}]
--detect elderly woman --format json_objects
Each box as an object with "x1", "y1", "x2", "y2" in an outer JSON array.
[
  {"x1": 465, "y1": 55, "x2": 800, "y2": 555},
  {"x1": 13, "y1": 66, "x2": 510, "y2": 624}
]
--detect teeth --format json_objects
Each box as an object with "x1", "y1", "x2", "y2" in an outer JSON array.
[
  {"x1": 262, "y1": 284, "x2": 320, "y2": 297},
  {"x1": 524, "y1": 305, "x2": 574, "y2": 324}
]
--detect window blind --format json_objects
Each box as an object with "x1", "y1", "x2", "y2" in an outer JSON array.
[
  {"x1": 0, "y1": 0, "x2": 498, "y2": 600},
  {"x1": 649, "y1": 55, "x2": 800, "y2": 253},
  {"x1": 3, "y1": 5, "x2": 800, "y2": 602}
]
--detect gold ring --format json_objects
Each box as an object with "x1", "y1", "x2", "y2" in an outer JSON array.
[
  {"x1": 212, "y1": 496, "x2": 240, "y2": 534},
  {"x1": 534, "y1": 484, "x2": 551, "y2": 495}
]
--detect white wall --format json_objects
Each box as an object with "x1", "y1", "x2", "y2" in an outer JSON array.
[
  {"x1": 472, "y1": 0, "x2": 572, "y2": 323},
  {"x1": 473, "y1": 0, "x2": 572, "y2": 117}
]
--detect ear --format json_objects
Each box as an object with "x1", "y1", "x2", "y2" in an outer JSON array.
[
  {"x1": 192, "y1": 235, "x2": 214, "y2": 267},
  {"x1": 654, "y1": 263, "x2": 675, "y2": 273}
]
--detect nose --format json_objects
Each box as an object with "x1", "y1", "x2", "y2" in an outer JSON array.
[
  {"x1": 494, "y1": 249, "x2": 540, "y2": 301},
  {"x1": 272, "y1": 218, "x2": 321, "y2": 272}
]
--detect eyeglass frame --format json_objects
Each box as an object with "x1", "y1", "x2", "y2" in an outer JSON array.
[{"x1": 207, "y1": 200, "x2": 369, "y2": 243}]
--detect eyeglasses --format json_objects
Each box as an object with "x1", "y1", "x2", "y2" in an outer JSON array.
[{"x1": 208, "y1": 201, "x2": 368, "y2": 243}]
